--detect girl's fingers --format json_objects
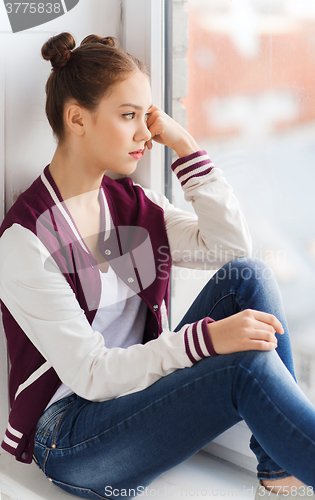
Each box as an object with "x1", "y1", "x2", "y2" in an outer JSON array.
[
  {"x1": 208, "y1": 309, "x2": 283, "y2": 355},
  {"x1": 250, "y1": 339, "x2": 278, "y2": 351},
  {"x1": 250, "y1": 309, "x2": 284, "y2": 335},
  {"x1": 253, "y1": 322, "x2": 275, "y2": 334},
  {"x1": 146, "y1": 108, "x2": 163, "y2": 133},
  {"x1": 250, "y1": 329, "x2": 278, "y2": 344},
  {"x1": 146, "y1": 105, "x2": 162, "y2": 128}
]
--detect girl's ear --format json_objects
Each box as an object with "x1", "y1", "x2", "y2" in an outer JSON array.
[{"x1": 64, "y1": 102, "x2": 86, "y2": 137}]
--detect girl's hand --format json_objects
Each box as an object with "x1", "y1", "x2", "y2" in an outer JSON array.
[
  {"x1": 208, "y1": 309, "x2": 284, "y2": 355},
  {"x1": 145, "y1": 106, "x2": 200, "y2": 158}
]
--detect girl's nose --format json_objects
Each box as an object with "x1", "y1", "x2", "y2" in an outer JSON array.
[{"x1": 135, "y1": 120, "x2": 152, "y2": 143}]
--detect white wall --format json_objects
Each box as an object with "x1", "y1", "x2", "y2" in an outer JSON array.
[
  {"x1": 0, "y1": 0, "x2": 122, "y2": 212},
  {"x1": 0, "y1": 0, "x2": 166, "y2": 452},
  {"x1": 0, "y1": 0, "x2": 123, "y2": 452}
]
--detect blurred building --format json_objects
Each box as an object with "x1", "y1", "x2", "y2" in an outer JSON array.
[
  {"x1": 183, "y1": 0, "x2": 315, "y2": 142},
  {"x1": 172, "y1": 0, "x2": 315, "y2": 342}
]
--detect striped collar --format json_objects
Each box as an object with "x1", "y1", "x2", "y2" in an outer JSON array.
[{"x1": 40, "y1": 165, "x2": 114, "y2": 255}]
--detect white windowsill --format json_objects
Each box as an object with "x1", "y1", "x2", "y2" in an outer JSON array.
[{"x1": 206, "y1": 421, "x2": 257, "y2": 473}]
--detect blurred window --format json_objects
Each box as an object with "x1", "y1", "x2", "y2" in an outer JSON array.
[{"x1": 172, "y1": 0, "x2": 315, "y2": 351}]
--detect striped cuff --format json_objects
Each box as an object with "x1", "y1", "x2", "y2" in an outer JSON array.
[
  {"x1": 184, "y1": 317, "x2": 217, "y2": 364},
  {"x1": 171, "y1": 150, "x2": 215, "y2": 188},
  {"x1": 1, "y1": 422, "x2": 23, "y2": 454}
]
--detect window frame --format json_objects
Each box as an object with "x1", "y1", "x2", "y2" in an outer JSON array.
[
  {"x1": 122, "y1": 0, "x2": 165, "y2": 195},
  {"x1": 0, "y1": 39, "x2": 9, "y2": 452}
]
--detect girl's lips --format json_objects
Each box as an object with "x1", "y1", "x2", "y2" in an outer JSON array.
[{"x1": 129, "y1": 149, "x2": 145, "y2": 160}]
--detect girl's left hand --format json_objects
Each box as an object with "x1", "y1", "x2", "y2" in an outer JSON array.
[{"x1": 145, "y1": 106, "x2": 200, "y2": 158}]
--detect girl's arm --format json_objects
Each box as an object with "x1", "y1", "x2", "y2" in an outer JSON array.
[
  {"x1": 0, "y1": 224, "x2": 216, "y2": 402},
  {"x1": 142, "y1": 107, "x2": 252, "y2": 268},
  {"x1": 0, "y1": 226, "x2": 279, "y2": 404},
  {"x1": 144, "y1": 108, "x2": 282, "y2": 353}
]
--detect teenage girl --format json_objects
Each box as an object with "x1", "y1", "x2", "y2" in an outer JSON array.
[{"x1": 1, "y1": 32, "x2": 315, "y2": 500}]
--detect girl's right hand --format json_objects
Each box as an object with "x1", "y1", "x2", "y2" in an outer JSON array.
[
  {"x1": 145, "y1": 106, "x2": 200, "y2": 158},
  {"x1": 208, "y1": 309, "x2": 284, "y2": 355}
]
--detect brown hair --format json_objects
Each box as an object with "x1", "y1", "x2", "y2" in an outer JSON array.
[{"x1": 41, "y1": 32, "x2": 149, "y2": 143}]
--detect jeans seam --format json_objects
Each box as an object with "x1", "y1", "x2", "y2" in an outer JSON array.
[
  {"x1": 32, "y1": 453, "x2": 41, "y2": 468},
  {"x1": 48, "y1": 477, "x2": 111, "y2": 499},
  {"x1": 259, "y1": 470, "x2": 287, "y2": 475},
  {"x1": 41, "y1": 412, "x2": 66, "y2": 475},
  {"x1": 42, "y1": 448, "x2": 50, "y2": 475},
  {"x1": 36, "y1": 399, "x2": 76, "y2": 436},
  {"x1": 36, "y1": 400, "x2": 76, "y2": 474},
  {"x1": 41, "y1": 416, "x2": 62, "y2": 438},
  {"x1": 46, "y1": 364, "x2": 240, "y2": 452},
  {"x1": 51, "y1": 409, "x2": 67, "y2": 448},
  {"x1": 207, "y1": 290, "x2": 244, "y2": 318},
  {"x1": 238, "y1": 362, "x2": 315, "y2": 448},
  {"x1": 42, "y1": 409, "x2": 72, "y2": 473}
]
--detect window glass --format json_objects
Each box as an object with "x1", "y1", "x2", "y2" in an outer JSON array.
[{"x1": 172, "y1": 0, "x2": 315, "y2": 390}]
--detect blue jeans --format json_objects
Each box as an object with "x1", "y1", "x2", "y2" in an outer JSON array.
[{"x1": 33, "y1": 258, "x2": 315, "y2": 499}]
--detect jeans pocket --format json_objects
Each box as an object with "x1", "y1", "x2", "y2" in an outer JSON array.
[
  {"x1": 35, "y1": 407, "x2": 66, "y2": 440},
  {"x1": 34, "y1": 411, "x2": 66, "y2": 473},
  {"x1": 33, "y1": 397, "x2": 76, "y2": 473}
]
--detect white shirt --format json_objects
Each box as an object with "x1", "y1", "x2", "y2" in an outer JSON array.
[{"x1": 46, "y1": 266, "x2": 147, "y2": 407}]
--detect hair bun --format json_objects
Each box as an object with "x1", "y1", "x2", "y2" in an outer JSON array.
[
  {"x1": 80, "y1": 35, "x2": 120, "y2": 48},
  {"x1": 41, "y1": 32, "x2": 76, "y2": 70}
]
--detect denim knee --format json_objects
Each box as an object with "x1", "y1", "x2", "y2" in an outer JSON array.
[
  {"x1": 214, "y1": 258, "x2": 278, "y2": 307},
  {"x1": 220, "y1": 257, "x2": 275, "y2": 283}
]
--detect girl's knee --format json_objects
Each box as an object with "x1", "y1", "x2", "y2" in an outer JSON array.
[
  {"x1": 214, "y1": 257, "x2": 275, "y2": 288},
  {"x1": 239, "y1": 349, "x2": 292, "y2": 386},
  {"x1": 228, "y1": 257, "x2": 274, "y2": 280}
]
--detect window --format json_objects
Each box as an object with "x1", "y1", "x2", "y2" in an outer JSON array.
[
  {"x1": 169, "y1": 0, "x2": 315, "y2": 470},
  {"x1": 171, "y1": 0, "x2": 315, "y2": 401}
]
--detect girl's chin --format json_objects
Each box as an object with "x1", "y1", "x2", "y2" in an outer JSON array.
[{"x1": 106, "y1": 162, "x2": 139, "y2": 176}]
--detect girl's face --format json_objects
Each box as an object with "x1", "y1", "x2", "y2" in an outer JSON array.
[{"x1": 83, "y1": 71, "x2": 152, "y2": 176}]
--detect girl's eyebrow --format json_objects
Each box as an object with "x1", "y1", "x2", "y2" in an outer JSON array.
[{"x1": 118, "y1": 103, "x2": 153, "y2": 111}]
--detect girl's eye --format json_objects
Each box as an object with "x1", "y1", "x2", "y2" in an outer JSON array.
[{"x1": 122, "y1": 112, "x2": 151, "y2": 121}]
